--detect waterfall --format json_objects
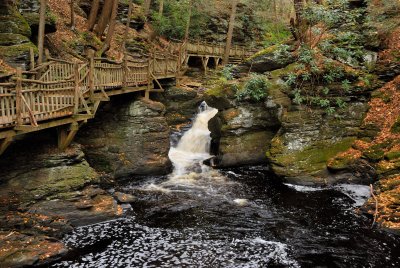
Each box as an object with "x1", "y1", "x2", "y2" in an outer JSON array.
[{"x1": 168, "y1": 101, "x2": 218, "y2": 176}]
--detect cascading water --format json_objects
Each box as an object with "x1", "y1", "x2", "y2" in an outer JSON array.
[
  {"x1": 168, "y1": 101, "x2": 218, "y2": 176},
  {"x1": 50, "y1": 103, "x2": 400, "y2": 268}
]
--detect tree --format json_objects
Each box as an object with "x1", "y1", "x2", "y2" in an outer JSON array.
[
  {"x1": 70, "y1": 0, "x2": 75, "y2": 30},
  {"x1": 184, "y1": 0, "x2": 192, "y2": 41},
  {"x1": 95, "y1": 0, "x2": 113, "y2": 36},
  {"x1": 159, "y1": 0, "x2": 164, "y2": 17},
  {"x1": 223, "y1": 0, "x2": 238, "y2": 65},
  {"x1": 99, "y1": 0, "x2": 119, "y2": 54},
  {"x1": 38, "y1": 0, "x2": 46, "y2": 64},
  {"x1": 143, "y1": 0, "x2": 152, "y2": 16},
  {"x1": 87, "y1": 0, "x2": 100, "y2": 31}
]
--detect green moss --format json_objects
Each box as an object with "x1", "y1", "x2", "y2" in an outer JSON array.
[
  {"x1": 0, "y1": 8, "x2": 31, "y2": 36},
  {"x1": 205, "y1": 79, "x2": 238, "y2": 98},
  {"x1": 385, "y1": 151, "x2": 400, "y2": 161},
  {"x1": 391, "y1": 117, "x2": 400, "y2": 134},
  {"x1": 362, "y1": 142, "x2": 390, "y2": 162},
  {"x1": 270, "y1": 137, "x2": 356, "y2": 175},
  {"x1": 247, "y1": 45, "x2": 278, "y2": 61},
  {"x1": 0, "y1": 33, "x2": 30, "y2": 46},
  {"x1": 327, "y1": 154, "x2": 356, "y2": 171},
  {"x1": 23, "y1": 11, "x2": 57, "y2": 27},
  {"x1": 0, "y1": 42, "x2": 37, "y2": 58}
]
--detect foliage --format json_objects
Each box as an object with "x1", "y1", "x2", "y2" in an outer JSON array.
[
  {"x1": 221, "y1": 64, "x2": 234, "y2": 81},
  {"x1": 262, "y1": 21, "x2": 292, "y2": 47},
  {"x1": 278, "y1": 0, "x2": 375, "y2": 115},
  {"x1": 151, "y1": 0, "x2": 211, "y2": 40},
  {"x1": 236, "y1": 74, "x2": 269, "y2": 102}
]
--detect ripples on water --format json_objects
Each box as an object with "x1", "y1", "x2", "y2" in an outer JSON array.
[{"x1": 52, "y1": 166, "x2": 400, "y2": 268}]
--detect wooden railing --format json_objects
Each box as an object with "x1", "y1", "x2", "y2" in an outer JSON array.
[
  {"x1": 0, "y1": 41, "x2": 256, "y2": 133},
  {"x1": 0, "y1": 52, "x2": 181, "y2": 129}
]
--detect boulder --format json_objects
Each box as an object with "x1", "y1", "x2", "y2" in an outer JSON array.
[{"x1": 78, "y1": 97, "x2": 172, "y2": 178}]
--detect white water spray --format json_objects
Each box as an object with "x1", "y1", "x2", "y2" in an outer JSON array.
[{"x1": 168, "y1": 101, "x2": 218, "y2": 176}]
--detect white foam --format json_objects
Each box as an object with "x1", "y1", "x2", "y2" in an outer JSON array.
[{"x1": 334, "y1": 184, "x2": 371, "y2": 207}]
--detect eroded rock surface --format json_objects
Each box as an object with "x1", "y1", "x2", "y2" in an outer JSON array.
[{"x1": 78, "y1": 97, "x2": 172, "y2": 178}]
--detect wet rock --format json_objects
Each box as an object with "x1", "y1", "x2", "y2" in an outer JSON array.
[
  {"x1": 78, "y1": 97, "x2": 172, "y2": 178},
  {"x1": 212, "y1": 102, "x2": 281, "y2": 167},
  {"x1": 267, "y1": 102, "x2": 369, "y2": 185},
  {"x1": 0, "y1": 232, "x2": 67, "y2": 268},
  {"x1": 29, "y1": 194, "x2": 121, "y2": 227},
  {"x1": 114, "y1": 192, "x2": 137, "y2": 203},
  {"x1": 234, "y1": 47, "x2": 295, "y2": 76}
]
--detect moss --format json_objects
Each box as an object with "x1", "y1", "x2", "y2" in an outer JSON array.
[
  {"x1": 270, "y1": 137, "x2": 356, "y2": 175},
  {"x1": 0, "y1": 33, "x2": 30, "y2": 46},
  {"x1": 385, "y1": 151, "x2": 400, "y2": 161},
  {"x1": 362, "y1": 142, "x2": 391, "y2": 162},
  {"x1": 327, "y1": 154, "x2": 356, "y2": 171},
  {"x1": 0, "y1": 7, "x2": 31, "y2": 36},
  {"x1": 23, "y1": 11, "x2": 57, "y2": 28},
  {"x1": 391, "y1": 116, "x2": 400, "y2": 134},
  {"x1": 205, "y1": 79, "x2": 237, "y2": 98},
  {"x1": 246, "y1": 45, "x2": 278, "y2": 61},
  {"x1": 0, "y1": 42, "x2": 37, "y2": 58}
]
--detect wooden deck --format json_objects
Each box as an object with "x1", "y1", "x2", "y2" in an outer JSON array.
[{"x1": 0, "y1": 41, "x2": 254, "y2": 154}]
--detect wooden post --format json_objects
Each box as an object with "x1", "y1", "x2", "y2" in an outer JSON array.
[
  {"x1": 15, "y1": 68, "x2": 23, "y2": 126},
  {"x1": 29, "y1": 48, "x2": 35, "y2": 70},
  {"x1": 74, "y1": 63, "x2": 80, "y2": 114},
  {"x1": 0, "y1": 137, "x2": 13, "y2": 155},
  {"x1": 122, "y1": 51, "x2": 128, "y2": 87},
  {"x1": 58, "y1": 122, "x2": 79, "y2": 150},
  {"x1": 145, "y1": 55, "x2": 151, "y2": 100},
  {"x1": 88, "y1": 50, "x2": 95, "y2": 100}
]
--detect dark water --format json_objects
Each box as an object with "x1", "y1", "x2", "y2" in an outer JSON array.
[{"x1": 51, "y1": 166, "x2": 400, "y2": 268}]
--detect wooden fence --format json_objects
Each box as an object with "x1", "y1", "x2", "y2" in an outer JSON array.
[{"x1": 0, "y1": 41, "x2": 255, "y2": 131}]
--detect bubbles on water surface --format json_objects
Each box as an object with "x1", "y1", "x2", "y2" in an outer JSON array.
[{"x1": 53, "y1": 218, "x2": 300, "y2": 268}]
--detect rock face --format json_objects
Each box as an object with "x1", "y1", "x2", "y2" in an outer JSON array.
[
  {"x1": 267, "y1": 104, "x2": 369, "y2": 185},
  {"x1": 215, "y1": 103, "x2": 281, "y2": 167},
  {"x1": 155, "y1": 86, "x2": 203, "y2": 128},
  {"x1": 0, "y1": 0, "x2": 37, "y2": 69},
  {"x1": 0, "y1": 142, "x2": 121, "y2": 267},
  {"x1": 78, "y1": 97, "x2": 172, "y2": 178}
]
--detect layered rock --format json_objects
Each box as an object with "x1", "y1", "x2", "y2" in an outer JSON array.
[
  {"x1": 78, "y1": 97, "x2": 172, "y2": 178},
  {"x1": 0, "y1": 142, "x2": 121, "y2": 267},
  {"x1": 0, "y1": 0, "x2": 36, "y2": 69}
]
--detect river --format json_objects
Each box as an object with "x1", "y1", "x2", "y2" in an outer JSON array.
[{"x1": 50, "y1": 103, "x2": 400, "y2": 267}]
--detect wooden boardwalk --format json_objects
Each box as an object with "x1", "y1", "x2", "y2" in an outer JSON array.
[{"x1": 0, "y1": 41, "x2": 253, "y2": 155}]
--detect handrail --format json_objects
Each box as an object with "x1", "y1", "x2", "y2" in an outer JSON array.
[{"x1": 0, "y1": 40, "x2": 256, "y2": 132}]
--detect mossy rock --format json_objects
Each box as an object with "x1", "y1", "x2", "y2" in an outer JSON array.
[
  {"x1": 23, "y1": 12, "x2": 57, "y2": 33},
  {"x1": 0, "y1": 42, "x2": 37, "y2": 58},
  {"x1": 391, "y1": 117, "x2": 400, "y2": 134},
  {"x1": 0, "y1": 33, "x2": 30, "y2": 46},
  {"x1": 362, "y1": 143, "x2": 388, "y2": 162},
  {"x1": 0, "y1": 9, "x2": 31, "y2": 37},
  {"x1": 327, "y1": 154, "x2": 357, "y2": 171},
  {"x1": 385, "y1": 151, "x2": 400, "y2": 161},
  {"x1": 269, "y1": 137, "x2": 356, "y2": 178}
]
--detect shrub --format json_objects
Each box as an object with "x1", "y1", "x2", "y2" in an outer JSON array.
[{"x1": 236, "y1": 74, "x2": 269, "y2": 102}]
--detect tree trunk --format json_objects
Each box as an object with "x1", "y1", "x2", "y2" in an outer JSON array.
[
  {"x1": 184, "y1": 0, "x2": 192, "y2": 41},
  {"x1": 123, "y1": 1, "x2": 133, "y2": 51},
  {"x1": 143, "y1": 0, "x2": 151, "y2": 16},
  {"x1": 158, "y1": 0, "x2": 164, "y2": 17},
  {"x1": 223, "y1": 0, "x2": 238, "y2": 65},
  {"x1": 95, "y1": 0, "x2": 113, "y2": 37},
  {"x1": 294, "y1": 0, "x2": 304, "y2": 25},
  {"x1": 87, "y1": 0, "x2": 100, "y2": 31},
  {"x1": 38, "y1": 0, "x2": 46, "y2": 65},
  {"x1": 70, "y1": 0, "x2": 75, "y2": 30},
  {"x1": 99, "y1": 0, "x2": 119, "y2": 55}
]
